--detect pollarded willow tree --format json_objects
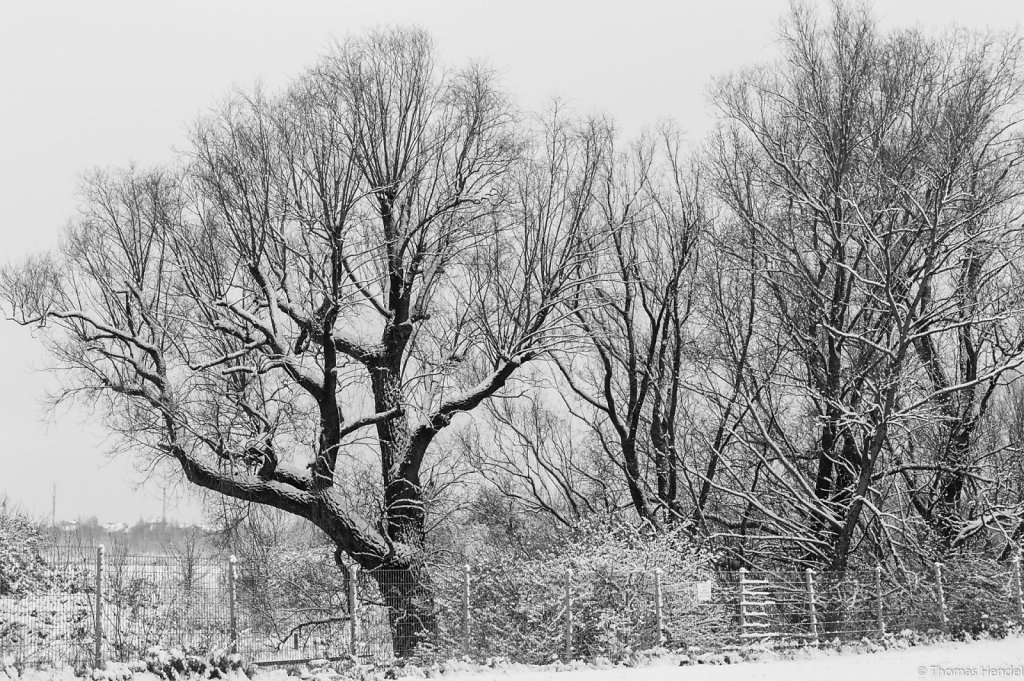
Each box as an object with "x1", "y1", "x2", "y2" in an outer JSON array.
[{"x1": 0, "y1": 28, "x2": 605, "y2": 654}]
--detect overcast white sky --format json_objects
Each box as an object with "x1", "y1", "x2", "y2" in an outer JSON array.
[{"x1": 0, "y1": 0, "x2": 1020, "y2": 524}]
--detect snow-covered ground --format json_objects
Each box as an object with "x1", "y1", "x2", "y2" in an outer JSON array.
[
  {"x1": 453, "y1": 637, "x2": 1024, "y2": 681},
  {"x1": 6, "y1": 637, "x2": 1022, "y2": 681}
]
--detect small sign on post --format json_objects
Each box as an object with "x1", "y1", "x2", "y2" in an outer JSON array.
[
  {"x1": 94, "y1": 545, "x2": 104, "y2": 669},
  {"x1": 695, "y1": 579, "x2": 714, "y2": 603}
]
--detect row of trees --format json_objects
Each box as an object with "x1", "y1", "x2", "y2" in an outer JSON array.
[
  {"x1": 464, "y1": 3, "x2": 1024, "y2": 572},
  {"x1": 5, "y1": 1, "x2": 1024, "y2": 654}
]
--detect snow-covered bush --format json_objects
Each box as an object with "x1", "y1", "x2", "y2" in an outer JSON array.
[
  {"x1": 0, "y1": 502, "x2": 94, "y2": 667},
  {"x1": 464, "y1": 518, "x2": 727, "y2": 662},
  {"x1": 232, "y1": 547, "x2": 349, "y2": 655},
  {"x1": 937, "y1": 557, "x2": 1019, "y2": 638},
  {"x1": 0, "y1": 501, "x2": 54, "y2": 596}
]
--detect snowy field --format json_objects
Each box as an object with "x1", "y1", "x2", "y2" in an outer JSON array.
[{"x1": 441, "y1": 638, "x2": 1024, "y2": 681}]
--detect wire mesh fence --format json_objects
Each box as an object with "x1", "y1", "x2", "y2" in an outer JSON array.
[
  {"x1": 101, "y1": 550, "x2": 233, "y2": 661},
  {"x1": 2, "y1": 548, "x2": 1023, "y2": 669},
  {"x1": 0, "y1": 547, "x2": 94, "y2": 668}
]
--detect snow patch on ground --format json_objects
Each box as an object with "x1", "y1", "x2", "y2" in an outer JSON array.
[
  {"x1": 4, "y1": 637, "x2": 1024, "y2": 681},
  {"x1": 414, "y1": 637, "x2": 1024, "y2": 681}
]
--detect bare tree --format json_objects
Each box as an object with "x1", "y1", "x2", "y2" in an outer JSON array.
[
  {"x1": 1, "y1": 28, "x2": 600, "y2": 654},
  {"x1": 550, "y1": 124, "x2": 709, "y2": 530},
  {"x1": 459, "y1": 389, "x2": 615, "y2": 528},
  {"x1": 705, "y1": 2, "x2": 1024, "y2": 571}
]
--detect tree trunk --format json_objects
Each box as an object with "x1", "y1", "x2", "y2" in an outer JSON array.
[
  {"x1": 932, "y1": 421, "x2": 974, "y2": 549},
  {"x1": 370, "y1": 563, "x2": 437, "y2": 658}
]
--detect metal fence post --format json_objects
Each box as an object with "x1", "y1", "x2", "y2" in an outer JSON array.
[
  {"x1": 228, "y1": 555, "x2": 238, "y2": 654},
  {"x1": 738, "y1": 567, "x2": 748, "y2": 640},
  {"x1": 564, "y1": 568, "x2": 573, "y2": 660},
  {"x1": 654, "y1": 567, "x2": 665, "y2": 646},
  {"x1": 462, "y1": 564, "x2": 471, "y2": 658},
  {"x1": 875, "y1": 565, "x2": 885, "y2": 637},
  {"x1": 805, "y1": 568, "x2": 819, "y2": 645},
  {"x1": 348, "y1": 564, "x2": 360, "y2": 656},
  {"x1": 933, "y1": 562, "x2": 947, "y2": 631},
  {"x1": 94, "y1": 545, "x2": 104, "y2": 669},
  {"x1": 1013, "y1": 555, "x2": 1023, "y2": 623}
]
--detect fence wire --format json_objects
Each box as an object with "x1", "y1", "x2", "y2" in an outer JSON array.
[{"x1": 2, "y1": 549, "x2": 1023, "y2": 669}]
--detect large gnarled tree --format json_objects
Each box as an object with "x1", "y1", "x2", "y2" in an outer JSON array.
[{"x1": 0, "y1": 28, "x2": 601, "y2": 654}]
